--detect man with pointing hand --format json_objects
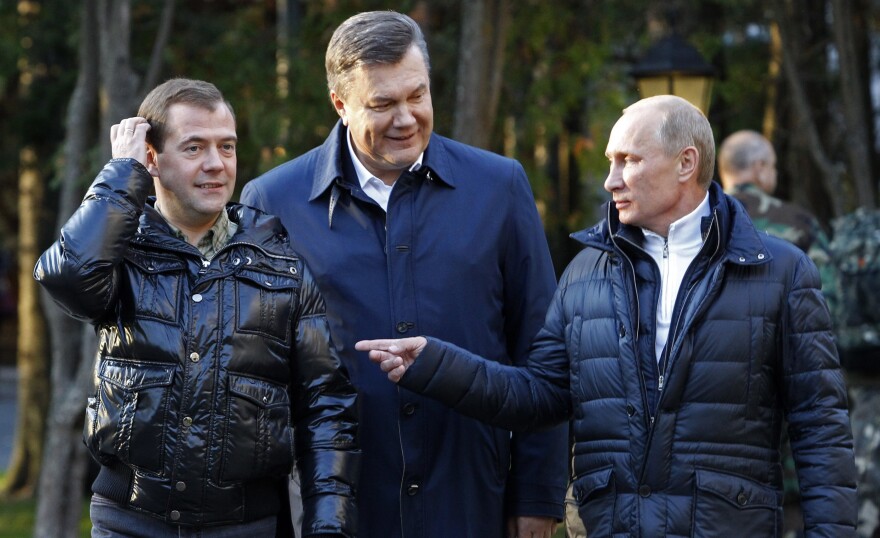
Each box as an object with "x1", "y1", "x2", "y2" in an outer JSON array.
[{"x1": 358, "y1": 95, "x2": 858, "y2": 537}]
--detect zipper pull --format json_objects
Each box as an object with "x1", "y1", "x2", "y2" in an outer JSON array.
[{"x1": 658, "y1": 374, "x2": 664, "y2": 391}]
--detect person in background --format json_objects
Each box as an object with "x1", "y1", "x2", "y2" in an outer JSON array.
[
  {"x1": 357, "y1": 95, "x2": 859, "y2": 537},
  {"x1": 241, "y1": 10, "x2": 568, "y2": 538},
  {"x1": 35, "y1": 78, "x2": 359, "y2": 537},
  {"x1": 718, "y1": 129, "x2": 824, "y2": 254}
]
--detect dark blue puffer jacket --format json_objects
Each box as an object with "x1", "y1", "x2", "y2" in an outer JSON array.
[{"x1": 400, "y1": 183, "x2": 857, "y2": 537}]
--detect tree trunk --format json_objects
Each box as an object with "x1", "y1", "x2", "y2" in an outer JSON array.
[
  {"x1": 275, "y1": 0, "x2": 295, "y2": 148},
  {"x1": 762, "y1": 23, "x2": 782, "y2": 143},
  {"x1": 33, "y1": 1, "x2": 99, "y2": 534},
  {"x1": 143, "y1": 0, "x2": 178, "y2": 96},
  {"x1": 97, "y1": 0, "x2": 139, "y2": 155},
  {"x1": 34, "y1": 1, "x2": 176, "y2": 532},
  {"x1": 771, "y1": 0, "x2": 846, "y2": 217},
  {"x1": 0, "y1": 147, "x2": 48, "y2": 502},
  {"x1": 830, "y1": 0, "x2": 875, "y2": 208},
  {"x1": 452, "y1": 0, "x2": 510, "y2": 149}
]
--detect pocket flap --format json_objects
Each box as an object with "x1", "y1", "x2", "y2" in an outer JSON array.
[
  {"x1": 99, "y1": 359, "x2": 175, "y2": 390},
  {"x1": 228, "y1": 374, "x2": 289, "y2": 408},
  {"x1": 124, "y1": 251, "x2": 186, "y2": 273},
  {"x1": 236, "y1": 268, "x2": 299, "y2": 291},
  {"x1": 695, "y1": 467, "x2": 777, "y2": 509},
  {"x1": 573, "y1": 466, "x2": 614, "y2": 502}
]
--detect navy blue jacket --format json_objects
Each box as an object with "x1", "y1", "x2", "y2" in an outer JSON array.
[
  {"x1": 400, "y1": 183, "x2": 858, "y2": 537},
  {"x1": 241, "y1": 122, "x2": 569, "y2": 537}
]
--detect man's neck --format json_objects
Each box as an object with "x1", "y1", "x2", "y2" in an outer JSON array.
[{"x1": 154, "y1": 202, "x2": 220, "y2": 247}]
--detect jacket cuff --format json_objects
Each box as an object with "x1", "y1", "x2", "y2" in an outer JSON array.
[
  {"x1": 301, "y1": 492, "x2": 357, "y2": 538},
  {"x1": 398, "y1": 336, "x2": 446, "y2": 392},
  {"x1": 505, "y1": 490, "x2": 566, "y2": 520}
]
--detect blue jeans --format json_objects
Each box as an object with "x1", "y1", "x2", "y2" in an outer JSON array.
[{"x1": 90, "y1": 494, "x2": 277, "y2": 538}]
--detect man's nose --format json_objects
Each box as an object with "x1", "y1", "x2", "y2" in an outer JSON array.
[
  {"x1": 394, "y1": 104, "x2": 417, "y2": 127},
  {"x1": 202, "y1": 147, "x2": 224, "y2": 170},
  {"x1": 604, "y1": 166, "x2": 622, "y2": 193}
]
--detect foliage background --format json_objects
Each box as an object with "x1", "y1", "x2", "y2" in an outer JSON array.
[{"x1": 1, "y1": 0, "x2": 877, "y2": 535}]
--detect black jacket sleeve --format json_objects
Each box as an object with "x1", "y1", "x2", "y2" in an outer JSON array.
[
  {"x1": 34, "y1": 159, "x2": 152, "y2": 322},
  {"x1": 289, "y1": 261, "x2": 360, "y2": 538}
]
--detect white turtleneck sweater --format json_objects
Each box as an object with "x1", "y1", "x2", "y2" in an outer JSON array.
[{"x1": 641, "y1": 193, "x2": 711, "y2": 364}]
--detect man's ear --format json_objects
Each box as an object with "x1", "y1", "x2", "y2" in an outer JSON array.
[
  {"x1": 330, "y1": 90, "x2": 348, "y2": 126},
  {"x1": 146, "y1": 145, "x2": 160, "y2": 178},
  {"x1": 678, "y1": 146, "x2": 699, "y2": 183}
]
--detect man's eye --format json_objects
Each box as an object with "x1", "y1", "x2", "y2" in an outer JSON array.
[
  {"x1": 371, "y1": 103, "x2": 390, "y2": 111},
  {"x1": 222, "y1": 144, "x2": 236, "y2": 152},
  {"x1": 185, "y1": 146, "x2": 200, "y2": 153}
]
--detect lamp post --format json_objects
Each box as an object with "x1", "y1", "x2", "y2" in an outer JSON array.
[{"x1": 631, "y1": 34, "x2": 716, "y2": 115}]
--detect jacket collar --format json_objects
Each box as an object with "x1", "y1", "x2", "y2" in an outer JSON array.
[
  {"x1": 570, "y1": 182, "x2": 772, "y2": 266},
  {"x1": 307, "y1": 120, "x2": 455, "y2": 203},
  {"x1": 138, "y1": 199, "x2": 290, "y2": 256}
]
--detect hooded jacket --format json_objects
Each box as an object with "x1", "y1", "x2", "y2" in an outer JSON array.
[
  {"x1": 400, "y1": 183, "x2": 857, "y2": 537},
  {"x1": 35, "y1": 159, "x2": 359, "y2": 535}
]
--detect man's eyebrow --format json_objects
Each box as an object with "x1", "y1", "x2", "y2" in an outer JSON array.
[
  {"x1": 371, "y1": 83, "x2": 428, "y2": 102},
  {"x1": 176, "y1": 134, "x2": 238, "y2": 146}
]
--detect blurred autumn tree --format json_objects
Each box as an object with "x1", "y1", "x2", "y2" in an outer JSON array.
[{"x1": 0, "y1": 0, "x2": 877, "y2": 534}]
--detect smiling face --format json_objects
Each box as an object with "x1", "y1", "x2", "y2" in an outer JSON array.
[
  {"x1": 147, "y1": 102, "x2": 237, "y2": 240},
  {"x1": 331, "y1": 45, "x2": 433, "y2": 185},
  {"x1": 603, "y1": 106, "x2": 699, "y2": 236}
]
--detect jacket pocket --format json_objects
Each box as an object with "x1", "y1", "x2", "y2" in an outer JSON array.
[
  {"x1": 692, "y1": 467, "x2": 780, "y2": 538},
  {"x1": 123, "y1": 252, "x2": 186, "y2": 323},
  {"x1": 220, "y1": 373, "x2": 293, "y2": 483},
  {"x1": 572, "y1": 466, "x2": 616, "y2": 537},
  {"x1": 88, "y1": 359, "x2": 175, "y2": 475},
  {"x1": 235, "y1": 268, "x2": 298, "y2": 344}
]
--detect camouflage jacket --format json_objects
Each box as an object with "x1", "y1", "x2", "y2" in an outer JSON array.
[{"x1": 728, "y1": 183, "x2": 824, "y2": 253}]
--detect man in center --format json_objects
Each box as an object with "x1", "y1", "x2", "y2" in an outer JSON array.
[{"x1": 241, "y1": 10, "x2": 568, "y2": 538}]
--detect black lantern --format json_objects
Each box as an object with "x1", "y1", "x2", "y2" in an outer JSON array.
[{"x1": 631, "y1": 34, "x2": 716, "y2": 114}]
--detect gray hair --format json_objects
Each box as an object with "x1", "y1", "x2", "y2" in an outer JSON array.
[
  {"x1": 325, "y1": 10, "x2": 430, "y2": 100},
  {"x1": 718, "y1": 130, "x2": 773, "y2": 174},
  {"x1": 624, "y1": 95, "x2": 716, "y2": 189}
]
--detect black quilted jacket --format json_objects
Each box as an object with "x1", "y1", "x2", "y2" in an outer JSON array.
[{"x1": 35, "y1": 159, "x2": 359, "y2": 535}]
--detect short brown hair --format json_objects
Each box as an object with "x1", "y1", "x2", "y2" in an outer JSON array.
[
  {"x1": 137, "y1": 78, "x2": 235, "y2": 152},
  {"x1": 325, "y1": 11, "x2": 430, "y2": 100}
]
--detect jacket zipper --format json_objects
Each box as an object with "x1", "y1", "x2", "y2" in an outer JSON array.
[
  {"x1": 611, "y1": 210, "x2": 723, "y2": 427},
  {"x1": 657, "y1": 211, "x2": 723, "y2": 405},
  {"x1": 608, "y1": 229, "x2": 651, "y2": 426},
  {"x1": 658, "y1": 238, "x2": 669, "y2": 394}
]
